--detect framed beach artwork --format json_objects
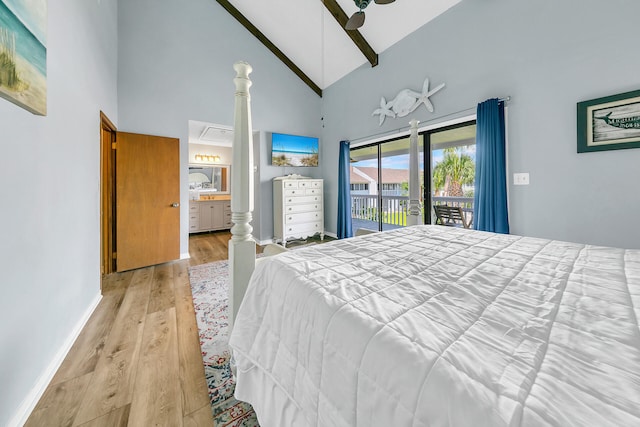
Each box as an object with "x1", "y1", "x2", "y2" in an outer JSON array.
[
  {"x1": 271, "y1": 132, "x2": 319, "y2": 167},
  {"x1": 0, "y1": 0, "x2": 47, "y2": 115},
  {"x1": 577, "y1": 89, "x2": 640, "y2": 153}
]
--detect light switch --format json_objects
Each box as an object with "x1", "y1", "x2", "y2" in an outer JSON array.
[{"x1": 513, "y1": 173, "x2": 530, "y2": 185}]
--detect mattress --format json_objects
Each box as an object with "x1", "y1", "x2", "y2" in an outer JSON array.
[{"x1": 228, "y1": 225, "x2": 640, "y2": 426}]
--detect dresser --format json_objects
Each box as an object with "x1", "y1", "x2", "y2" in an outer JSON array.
[
  {"x1": 189, "y1": 198, "x2": 232, "y2": 233},
  {"x1": 273, "y1": 177, "x2": 324, "y2": 247}
]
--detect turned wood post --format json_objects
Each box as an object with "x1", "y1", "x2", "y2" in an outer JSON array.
[
  {"x1": 228, "y1": 61, "x2": 256, "y2": 330},
  {"x1": 406, "y1": 119, "x2": 423, "y2": 226}
]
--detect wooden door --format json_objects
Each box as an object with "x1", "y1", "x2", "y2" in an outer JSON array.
[
  {"x1": 116, "y1": 132, "x2": 180, "y2": 272},
  {"x1": 100, "y1": 112, "x2": 117, "y2": 279}
]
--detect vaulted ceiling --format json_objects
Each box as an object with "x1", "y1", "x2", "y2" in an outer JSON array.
[{"x1": 218, "y1": 0, "x2": 461, "y2": 96}]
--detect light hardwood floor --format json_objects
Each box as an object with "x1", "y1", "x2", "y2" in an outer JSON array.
[{"x1": 25, "y1": 231, "x2": 240, "y2": 427}]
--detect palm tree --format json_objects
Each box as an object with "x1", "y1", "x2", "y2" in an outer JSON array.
[{"x1": 433, "y1": 148, "x2": 475, "y2": 197}]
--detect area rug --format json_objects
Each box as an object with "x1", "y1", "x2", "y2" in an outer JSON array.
[{"x1": 188, "y1": 260, "x2": 260, "y2": 427}]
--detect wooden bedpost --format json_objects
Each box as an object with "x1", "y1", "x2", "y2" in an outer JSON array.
[
  {"x1": 406, "y1": 119, "x2": 423, "y2": 226},
  {"x1": 229, "y1": 61, "x2": 256, "y2": 330}
]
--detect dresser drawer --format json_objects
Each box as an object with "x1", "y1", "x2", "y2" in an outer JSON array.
[
  {"x1": 285, "y1": 211, "x2": 322, "y2": 224},
  {"x1": 285, "y1": 221, "x2": 322, "y2": 235},
  {"x1": 285, "y1": 195, "x2": 320, "y2": 205},
  {"x1": 283, "y1": 181, "x2": 298, "y2": 189},
  {"x1": 284, "y1": 203, "x2": 322, "y2": 214},
  {"x1": 305, "y1": 188, "x2": 322, "y2": 196},
  {"x1": 284, "y1": 188, "x2": 305, "y2": 196},
  {"x1": 189, "y1": 223, "x2": 199, "y2": 232},
  {"x1": 189, "y1": 214, "x2": 199, "y2": 222},
  {"x1": 298, "y1": 180, "x2": 322, "y2": 189},
  {"x1": 189, "y1": 204, "x2": 199, "y2": 213}
]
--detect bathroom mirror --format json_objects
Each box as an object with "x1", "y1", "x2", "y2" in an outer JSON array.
[{"x1": 188, "y1": 164, "x2": 230, "y2": 194}]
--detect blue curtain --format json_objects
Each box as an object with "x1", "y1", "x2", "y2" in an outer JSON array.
[
  {"x1": 337, "y1": 140, "x2": 353, "y2": 239},
  {"x1": 474, "y1": 98, "x2": 509, "y2": 234}
]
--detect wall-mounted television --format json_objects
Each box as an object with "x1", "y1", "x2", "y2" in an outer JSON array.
[{"x1": 271, "y1": 132, "x2": 319, "y2": 167}]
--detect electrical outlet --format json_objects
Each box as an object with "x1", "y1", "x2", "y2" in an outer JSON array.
[{"x1": 513, "y1": 173, "x2": 530, "y2": 185}]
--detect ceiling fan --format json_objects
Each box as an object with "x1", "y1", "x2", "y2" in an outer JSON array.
[{"x1": 345, "y1": 0, "x2": 395, "y2": 30}]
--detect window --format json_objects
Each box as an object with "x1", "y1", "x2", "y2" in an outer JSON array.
[
  {"x1": 349, "y1": 136, "x2": 422, "y2": 232},
  {"x1": 425, "y1": 121, "x2": 476, "y2": 226},
  {"x1": 348, "y1": 119, "x2": 477, "y2": 235}
]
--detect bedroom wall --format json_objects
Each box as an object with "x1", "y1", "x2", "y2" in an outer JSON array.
[
  {"x1": 117, "y1": 0, "x2": 322, "y2": 254},
  {"x1": 321, "y1": 0, "x2": 640, "y2": 249},
  {"x1": 0, "y1": 0, "x2": 118, "y2": 424}
]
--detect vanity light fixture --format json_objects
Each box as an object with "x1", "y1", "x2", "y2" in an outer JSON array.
[{"x1": 194, "y1": 154, "x2": 221, "y2": 163}]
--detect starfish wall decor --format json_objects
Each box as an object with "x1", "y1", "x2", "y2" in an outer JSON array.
[{"x1": 372, "y1": 78, "x2": 445, "y2": 126}]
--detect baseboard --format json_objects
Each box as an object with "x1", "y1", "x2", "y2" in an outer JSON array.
[
  {"x1": 180, "y1": 252, "x2": 191, "y2": 260},
  {"x1": 324, "y1": 231, "x2": 337, "y2": 239},
  {"x1": 8, "y1": 293, "x2": 102, "y2": 427}
]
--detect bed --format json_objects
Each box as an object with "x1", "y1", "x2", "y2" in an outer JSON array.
[
  {"x1": 226, "y1": 63, "x2": 640, "y2": 426},
  {"x1": 229, "y1": 225, "x2": 640, "y2": 426}
]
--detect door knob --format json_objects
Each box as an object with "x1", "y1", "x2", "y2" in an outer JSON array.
[{"x1": 171, "y1": 203, "x2": 180, "y2": 207}]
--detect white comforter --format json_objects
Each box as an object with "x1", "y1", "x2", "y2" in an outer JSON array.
[{"x1": 229, "y1": 226, "x2": 640, "y2": 427}]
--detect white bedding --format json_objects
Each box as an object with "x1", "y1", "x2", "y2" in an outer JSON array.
[{"x1": 228, "y1": 225, "x2": 640, "y2": 426}]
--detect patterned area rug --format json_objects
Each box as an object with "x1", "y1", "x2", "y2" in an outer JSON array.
[{"x1": 188, "y1": 260, "x2": 260, "y2": 427}]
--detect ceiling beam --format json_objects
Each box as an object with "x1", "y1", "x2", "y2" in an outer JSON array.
[
  {"x1": 322, "y1": 0, "x2": 378, "y2": 67},
  {"x1": 215, "y1": 0, "x2": 322, "y2": 97}
]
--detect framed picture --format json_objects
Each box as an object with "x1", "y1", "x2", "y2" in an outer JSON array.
[
  {"x1": 577, "y1": 89, "x2": 640, "y2": 153},
  {"x1": 0, "y1": 0, "x2": 47, "y2": 115}
]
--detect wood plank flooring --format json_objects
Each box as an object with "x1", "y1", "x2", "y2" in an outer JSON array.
[{"x1": 25, "y1": 230, "x2": 239, "y2": 427}]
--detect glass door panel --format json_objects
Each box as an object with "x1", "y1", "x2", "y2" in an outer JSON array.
[
  {"x1": 381, "y1": 138, "x2": 412, "y2": 230},
  {"x1": 349, "y1": 145, "x2": 379, "y2": 234},
  {"x1": 428, "y1": 122, "x2": 477, "y2": 227}
]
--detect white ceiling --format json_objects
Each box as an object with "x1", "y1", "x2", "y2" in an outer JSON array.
[
  {"x1": 228, "y1": 0, "x2": 461, "y2": 90},
  {"x1": 190, "y1": 1, "x2": 460, "y2": 146}
]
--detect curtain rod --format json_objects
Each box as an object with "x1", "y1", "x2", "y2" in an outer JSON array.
[{"x1": 349, "y1": 96, "x2": 511, "y2": 144}]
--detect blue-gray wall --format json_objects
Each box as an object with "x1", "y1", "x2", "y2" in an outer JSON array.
[
  {"x1": 0, "y1": 0, "x2": 118, "y2": 424},
  {"x1": 117, "y1": 0, "x2": 322, "y2": 254},
  {"x1": 321, "y1": 0, "x2": 640, "y2": 249}
]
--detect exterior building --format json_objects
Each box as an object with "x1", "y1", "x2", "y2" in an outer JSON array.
[{"x1": 349, "y1": 166, "x2": 409, "y2": 196}]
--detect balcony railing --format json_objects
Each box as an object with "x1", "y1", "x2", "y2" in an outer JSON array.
[
  {"x1": 351, "y1": 194, "x2": 474, "y2": 228},
  {"x1": 351, "y1": 195, "x2": 409, "y2": 227}
]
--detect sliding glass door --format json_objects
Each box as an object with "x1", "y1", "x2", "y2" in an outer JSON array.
[
  {"x1": 349, "y1": 135, "x2": 424, "y2": 234},
  {"x1": 349, "y1": 119, "x2": 476, "y2": 234},
  {"x1": 349, "y1": 144, "x2": 379, "y2": 233},
  {"x1": 425, "y1": 121, "x2": 477, "y2": 226}
]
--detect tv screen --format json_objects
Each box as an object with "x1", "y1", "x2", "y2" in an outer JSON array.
[{"x1": 271, "y1": 133, "x2": 319, "y2": 167}]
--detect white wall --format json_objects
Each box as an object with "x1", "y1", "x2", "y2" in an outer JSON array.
[
  {"x1": 321, "y1": 0, "x2": 640, "y2": 249},
  {"x1": 0, "y1": 0, "x2": 118, "y2": 424},
  {"x1": 117, "y1": 0, "x2": 322, "y2": 255}
]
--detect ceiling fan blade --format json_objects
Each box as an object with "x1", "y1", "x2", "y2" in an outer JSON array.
[
  {"x1": 345, "y1": 11, "x2": 365, "y2": 30},
  {"x1": 374, "y1": 0, "x2": 395, "y2": 4}
]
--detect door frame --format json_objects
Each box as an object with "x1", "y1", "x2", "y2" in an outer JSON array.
[{"x1": 100, "y1": 111, "x2": 116, "y2": 283}]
